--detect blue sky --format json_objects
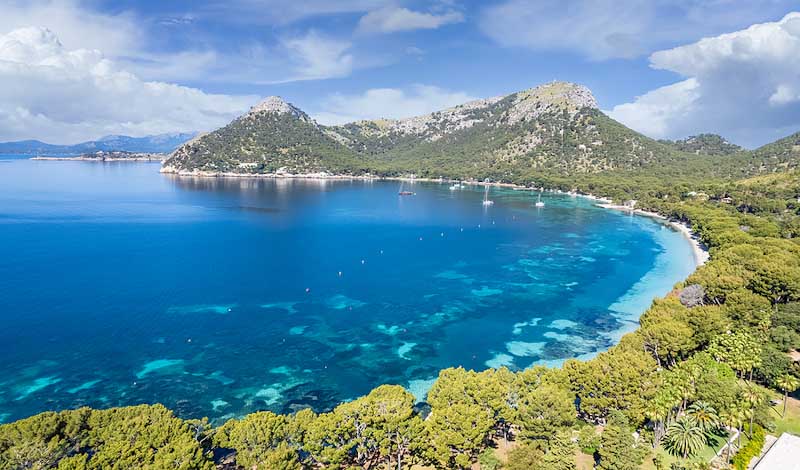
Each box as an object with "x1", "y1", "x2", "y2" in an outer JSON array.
[{"x1": 1, "y1": 0, "x2": 799, "y2": 147}]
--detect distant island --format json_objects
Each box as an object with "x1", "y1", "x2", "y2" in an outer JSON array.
[
  {"x1": 0, "y1": 132, "x2": 195, "y2": 156},
  {"x1": 31, "y1": 150, "x2": 165, "y2": 162}
]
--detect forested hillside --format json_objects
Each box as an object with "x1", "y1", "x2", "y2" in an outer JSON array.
[
  {"x1": 163, "y1": 82, "x2": 799, "y2": 185},
  {"x1": 163, "y1": 82, "x2": 710, "y2": 179},
  {"x1": 659, "y1": 134, "x2": 743, "y2": 156}
]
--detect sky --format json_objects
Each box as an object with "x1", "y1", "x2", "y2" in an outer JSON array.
[{"x1": 0, "y1": 0, "x2": 798, "y2": 148}]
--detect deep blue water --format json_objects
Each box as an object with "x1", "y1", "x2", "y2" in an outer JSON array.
[{"x1": 0, "y1": 157, "x2": 696, "y2": 424}]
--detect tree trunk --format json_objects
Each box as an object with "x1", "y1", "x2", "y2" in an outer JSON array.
[
  {"x1": 784, "y1": 390, "x2": 789, "y2": 417},
  {"x1": 725, "y1": 432, "x2": 732, "y2": 463}
]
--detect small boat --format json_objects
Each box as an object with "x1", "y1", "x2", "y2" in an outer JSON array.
[
  {"x1": 398, "y1": 181, "x2": 415, "y2": 196},
  {"x1": 535, "y1": 190, "x2": 545, "y2": 207},
  {"x1": 482, "y1": 186, "x2": 494, "y2": 206},
  {"x1": 449, "y1": 184, "x2": 459, "y2": 190},
  {"x1": 534, "y1": 191, "x2": 544, "y2": 207}
]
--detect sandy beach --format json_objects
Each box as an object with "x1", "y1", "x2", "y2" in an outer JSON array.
[{"x1": 596, "y1": 203, "x2": 709, "y2": 266}]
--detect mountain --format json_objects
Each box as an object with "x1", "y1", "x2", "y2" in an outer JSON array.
[
  {"x1": 741, "y1": 130, "x2": 800, "y2": 173},
  {"x1": 0, "y1": 133, "x2": 196, "y2": 155},
  {"x1": 659, "y1": 134, "x2": 743, "y2": 156},
  {"x1": 166, "y1": 97, "x2": 362, "y2": 175},
  {"x1": 162, "y1": 82, "x2": 793, "y2": 182}
]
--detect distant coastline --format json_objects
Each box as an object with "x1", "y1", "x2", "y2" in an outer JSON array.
[
  {"x1": 160, "y1": 165, "x2": 707, "y2": 266},
  {"x1": 33, "y1": 151, "x2": 165, "y2": 162}
]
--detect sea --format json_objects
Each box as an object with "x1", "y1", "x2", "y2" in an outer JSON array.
[{"x1": 0, "y1": 155, "x2": 696, "y2": 423}]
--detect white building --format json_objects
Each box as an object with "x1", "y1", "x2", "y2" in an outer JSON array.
[{"x1": 753, "y1": 433, "x2": 800, "y2": 470}]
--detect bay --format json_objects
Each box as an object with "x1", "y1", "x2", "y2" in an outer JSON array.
[{"x1": 0, "y1": 159, "x2": 696, "y2": 423}]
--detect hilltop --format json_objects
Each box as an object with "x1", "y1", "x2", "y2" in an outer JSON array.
[
  {"x1": 163, "y1": 82, "x2": 799, "y2": 184},
  {"x1": 659, "y1": 134, "x2": 743, "y2": 156},
  {"x1": 163, "y1": 82, "x2": 698, "y2": 179}
]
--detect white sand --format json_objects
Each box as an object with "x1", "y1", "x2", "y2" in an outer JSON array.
[{"x1": 596, "y1": 204, "x2": 709, "y2": 266}]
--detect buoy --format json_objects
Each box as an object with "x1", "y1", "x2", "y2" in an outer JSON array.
[
  {"x1": 460, "y1": 228, "x2": 464, "y2": 232},
  {"x1": 187, "y1": 338, "x2": 192, "y2": 343},
  {"x1": 440, "y1": 232, "x2": 444, "y2": 237},
  {"x1": 419, "y1": 237, "x2": 423, "y2": 241},
  {"x1": 227, "y1": 308, "x2": 232, "y2": 312},
  {"x1": 361, "y1": 259, "x2": 365, "y2": 265},
  {"x1": 305, "y1": 287, "x2": 311, "y2": 293},
  {"x1": 380, "y1": 250, "x2": 384, "y2": 254},
  {"x1": 338, "y1": 271, "x2": 343, "y2": 277}
]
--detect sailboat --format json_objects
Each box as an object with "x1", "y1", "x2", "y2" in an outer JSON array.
[
  {"x1": 398, "y1": 180, "x2": 415, "y2": 196},
  {"x1": 535, "y1": 190, "x2": 545, "y2": 207},
  {"x1": 482, "y1": 186, "x2": 494, "y2": 206}
]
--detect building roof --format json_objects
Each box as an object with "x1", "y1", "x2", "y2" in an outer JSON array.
[{"x1": 754, "y1": 433, "x2": 800, "y2": 470}]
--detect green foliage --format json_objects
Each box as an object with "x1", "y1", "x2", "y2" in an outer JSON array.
[
  {"x1": 0, "y1": 405, "x2": 212, "y2": 470},
  {"x1": 541, "y1": 430, "x2": 577, "y2": 470},
  {"x1": 516, "y1": 383, "x2": 576, "y2": 440},
  {"x1": 664, "y1": 416, "x2": 706, "y2": 458},
  {"x1": 215, "y1": 411, "x2": 299, "y2": 469},
  {"x1": 660, "y1": 134, "x2": 743, "y2": 156},
  {"x1": 577, "y1": 425, "x2": 600, "y2": 454},
  {"x1": 477, "y1": 448, "x2": 501, "y2": 470},
  {"x1": 597, "y1": 412, "x2": 646, "y2": 470},
  {"x1": 708, "y1": 331, "x2": 763, "y2": 377},
  {"x1": 731, "y1": 425, "x2": 765, "y2": 470},
  {"x1": 505, "y1": 441, "x2": 545, "y2": 470},
  {"x1": 567, "y1": 344, "x2": 657, "y2": 425}
]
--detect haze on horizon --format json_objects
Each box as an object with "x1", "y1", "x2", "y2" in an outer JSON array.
[{"x1": 1, "y1": 0, "x2": 799, "y2": 148}]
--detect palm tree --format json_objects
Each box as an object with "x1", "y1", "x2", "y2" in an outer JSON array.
[
  {"x1": 776, "y1": 375, "x2": 800, "y2": 417},
  {"x1": 687, "y1": 401, "x2": 719, "y2": 435},
  {"x1": 742, "y1": 386, "x2": 763, "y2": 436},
  {"x1": 664, "y1": 416, "x2": 706, "y2": 459},
  {"x1": 719, "y1": 407, "x2": 741, "y2": 463},
  {"x1": 645, "y1": 400, "x2": 672, "y2": 448}
]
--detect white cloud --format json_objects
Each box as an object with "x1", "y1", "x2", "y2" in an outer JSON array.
[
  {"x1": 282, "y1": 31, "x2": 354, "y2": 81},
  {"x1": 479, "y1": 0, "x2": 799, "y2": 60},
  {"x1": 0, "y1": 27, "x2": 255, "y2": 143},
  {"x1": 0, "y1": 0, "x2": 140, "y2": 56},
  {"x1": 312, "y1": 85, "x2": 476, "y2": 125},
  {"x1": 607, "y1": 79, "x2": 701, "y2": 138},
  {"x1": 0, "y1": 1, "x2": 362, "y2": 86},
  {"x1": 608, "y1": 12, "x2": 800, "y2": 147},
  {"x1": 358, "y1": 7, "x2": 464, "y2": 34}
]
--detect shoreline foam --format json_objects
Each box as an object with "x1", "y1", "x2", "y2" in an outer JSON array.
[{"x1": 596, "y1": 203, "x2": 709, "y2": 266}]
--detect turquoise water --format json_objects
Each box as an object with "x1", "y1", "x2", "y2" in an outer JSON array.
[{"x1": 0, "y1": 157, "x2": 696, "y2": 423}]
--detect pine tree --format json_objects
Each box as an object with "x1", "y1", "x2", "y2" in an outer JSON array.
[
  {"x1": 542, "y1": 431, "x2": 577, "y2": 470},
  {"x1": 597, "y1": 412, "x2": 645, "y2": 470}
]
